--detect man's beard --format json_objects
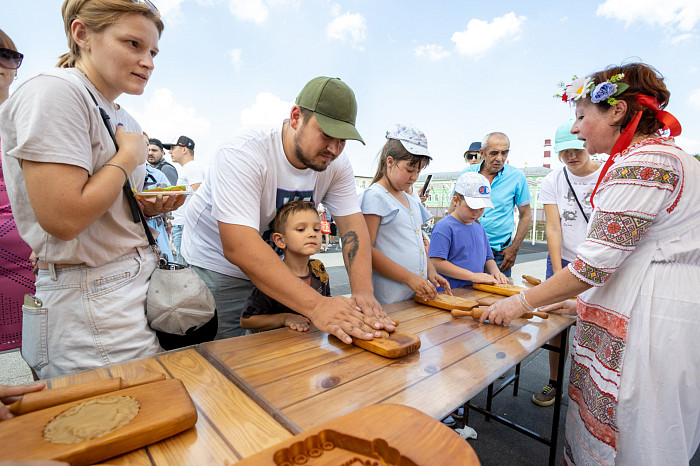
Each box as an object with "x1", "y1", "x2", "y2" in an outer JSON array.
[
  {"x1": 148, "y1": 155, "x2": 163, "y2": 165},
  {"x1": 294, "y1": 140, "x2": 332, "y2": 172}
]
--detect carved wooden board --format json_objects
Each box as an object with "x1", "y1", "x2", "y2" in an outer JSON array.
[
  {"x1": 236, "y1": 404, "x2": 480, "y2": 465},
  {"x1": 0, "y1": 379, "x2": 197, "y2": 466},
  {"x1": 351, "y1": 329, "x2": 421, "y2": 358},
  {"x1": 472, "y1": 283, "x2": 527, "y2": 297},
  {"x1": 414, "y1": 293, "x2": 479, "y2": 311}
]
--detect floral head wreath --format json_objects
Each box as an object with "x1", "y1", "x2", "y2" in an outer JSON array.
[
  {"x1": 555, "y1": 71, "x2": 682, "y2": 210},
  {"x1": 556, "y1": 74, "x2": 628, "y2": 105}
]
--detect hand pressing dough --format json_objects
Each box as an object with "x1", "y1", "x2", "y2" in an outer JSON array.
[{"x1": 44, "y1": 396, "x2": 140, "y2": 444}]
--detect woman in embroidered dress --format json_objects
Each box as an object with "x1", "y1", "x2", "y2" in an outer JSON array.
[
  {"x1": 481, "y1": 63, "x2": 700, "y2": 465},
  {"x1": 0, "y1": 0, "x2": 183, "y2": 380}
]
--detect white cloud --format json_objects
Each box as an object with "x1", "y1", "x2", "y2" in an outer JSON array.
[
  {"x1": 229, "y1": 0, "x2": 269, "y2": 23},
  {"x1": 597, "y1": 0, "x2": 700, "y2": 31},
  {"x1": 157, "y1": 0, "x2": 215, "y2": 23},
  {"x1": 689, "y1": 89, "x2": 700, "y2": 109},
  {"x1": 227, "y1": 0, "x2": 299, "y2": 23},
  {"x1": 451, "y1": 12, "x2": 526, "y2": 58},
  {"x1": 326, "y1": 12, "x2": 367, "y2": 50},
  {"x1": 666, "y1": 32, "x2": 695, "y2": 44},
  {"x1": 414, "y1": 44, "x2": 450, "y2": 61},
  {"x1": 227, "y1": 49, "x2": 243, "y2": 71},
  {"x1": 329, "y1": 2, "x2": 341, "y2": 17},
  {"x1": 240, "y1": 92, "x2": 293, "y2": 126},
  {"x1": 131, "y1": 88, "x2": 211, "y2": 142},
  {"x1": 154, "y1": 0, "x2": 187, "y2": 17}
]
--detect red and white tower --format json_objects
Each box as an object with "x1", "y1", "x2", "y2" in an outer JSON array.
[{"x1": 543, "y1": 138, "x2": 552, "y2": 168}]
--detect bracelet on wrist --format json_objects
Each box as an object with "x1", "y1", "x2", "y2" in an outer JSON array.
[{"x1": 104, "y1": 162, "x2": 129, "y2": 182}]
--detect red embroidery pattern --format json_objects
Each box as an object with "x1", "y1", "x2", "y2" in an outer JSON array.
[
  {"x1": 576, "y1": 321, "x2": 625, "y2": 373},
  {"x1": 588, "y1": 211, "x2": 652, "y2": 250},
  {"x1": 569, "y1": 360, "x2": 618, "y2": 430},
  {"x1": 571, "y1": 258, "x2": 612, "y2": 286},
  {"x1": 569, "y1": 361, "x2": 619, "y2": 449},
  {"x1": 601, "y1": 165, "x2": 678, "y2": 190}
]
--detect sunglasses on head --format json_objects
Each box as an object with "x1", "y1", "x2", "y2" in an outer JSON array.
[
  {"x1": 131, "y1": 0, "x2": 160, "y2": 15},
  {"x1": 0, "y1": 48, "x2": 23, "y2": 70}
]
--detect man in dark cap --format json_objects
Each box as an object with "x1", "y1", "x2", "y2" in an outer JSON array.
[
  {"x1": 147, "y1": 138, "x2": 178, "y2": 185},
  {"x1": 181, "y1": 77, "x2": 393, "y2": 342}
]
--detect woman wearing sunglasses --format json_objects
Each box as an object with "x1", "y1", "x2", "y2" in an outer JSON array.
[
  {"x1": 0, "y1": 31, "x2": 23, "y2": 102},
  {"x1": 0, "y1": 0, "x2": 183, "y2": 379},
  {"x1": 1, "y1": 29, "x2": 34, "y2": 357}
]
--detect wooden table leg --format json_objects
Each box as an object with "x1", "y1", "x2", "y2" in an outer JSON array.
[{"x1": 548, "y1": 326, "x2": 569, "y2": 466}]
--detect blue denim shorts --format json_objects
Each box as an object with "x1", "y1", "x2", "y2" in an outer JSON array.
[{"x1": 545, "y1": 255, "x2": 571, "y2": 279}]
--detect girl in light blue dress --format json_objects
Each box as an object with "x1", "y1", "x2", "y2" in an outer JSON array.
[{"x1": 359, "y1": 124, "x2": 451, "y2": 305}]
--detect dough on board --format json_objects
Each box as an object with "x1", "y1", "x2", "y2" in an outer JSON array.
[{"x1": 44, "y1": 396, "x2": 140, "y2": 444}]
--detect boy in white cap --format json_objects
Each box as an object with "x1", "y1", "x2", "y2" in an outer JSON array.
[{"x1": 429, "y1": 172, "x2": 508, "y2": 291}]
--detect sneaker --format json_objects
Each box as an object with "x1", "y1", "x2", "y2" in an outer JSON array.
[
  {"x1": 441, "y1": 415, "x2": 456, "y2": 427},
  {"x1": 452, "y1": 407, "x2": 465, "y2": 419},
  {"x1": 532, "y1": 384, "x2": 556, "y2": 407}
]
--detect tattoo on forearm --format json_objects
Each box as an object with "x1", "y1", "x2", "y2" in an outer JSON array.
[{"x1": 341, "y1": 230, "x2": 359, "y2": 271}]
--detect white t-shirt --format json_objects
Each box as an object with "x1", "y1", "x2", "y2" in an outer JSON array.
[
  {"x1": 171, "y1": 160, "x2": 205, "y2": 225},
  {"x1": 539, "y1": 165, "x2": 603, "y2": 262},
  {"x1": 181, "y1": 124, "x2": 360, "y2": 278},
  {"x1": 0, "y1": 68, "x2": 148, "y2": 267}
]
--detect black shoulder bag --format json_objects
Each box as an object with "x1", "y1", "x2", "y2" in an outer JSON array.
[
  {"x1": 563, "y1": 167, "x2": 589, "y2": 223},
  {"x1": 85, "y1": 88, "x2": 217, "y2": 348}
]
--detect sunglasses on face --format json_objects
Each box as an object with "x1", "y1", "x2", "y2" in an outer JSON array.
[
  {"x1": 465, "y1": 153, "x2": 479, "y2": 160},
  {"x1": 0, "y1": 48, "x2": 23, "y2": 70}
]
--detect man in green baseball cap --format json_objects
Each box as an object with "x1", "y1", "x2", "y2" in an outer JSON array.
[
  {"x1": 295, "y1": 76, "x2": 364, "y2": 144},
  {"x1": 180, "y1": 76, "x2": 393, "y2": 345}
]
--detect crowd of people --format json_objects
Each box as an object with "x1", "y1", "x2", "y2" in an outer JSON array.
[{"x1": 0, "y1": 1, "x2": 698, "y2": 464}]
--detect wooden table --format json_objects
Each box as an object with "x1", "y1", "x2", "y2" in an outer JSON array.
[
  {"x1": 24, "y1": 283, "x2": 572, "y2": 465},
  {"x1": 201, "y1": 286, "x2": 573, "y2": 431},
  {"x1": 41, "y1": 348, "x2": 293, "y2": 464}
]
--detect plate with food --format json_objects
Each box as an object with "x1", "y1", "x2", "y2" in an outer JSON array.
[{"x1": 134, "y1": 186, "x2": 194, "y2": 197}]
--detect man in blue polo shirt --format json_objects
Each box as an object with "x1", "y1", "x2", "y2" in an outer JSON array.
[{"x1": 458, "y1": 132, "x2": 531, "y2": 276}]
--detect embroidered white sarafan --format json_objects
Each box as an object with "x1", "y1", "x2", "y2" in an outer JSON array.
[{"x1": 563, "y1": 137, "x2": 700, "y2": 465}]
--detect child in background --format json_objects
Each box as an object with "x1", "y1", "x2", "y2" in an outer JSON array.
[
  {"x1": 240, "y1": 201, "x2": 330, "y2": 332},
  {"x1": 359, "y1": 124, "x2": 450, "y2": 305},
  {"x1": 531, "y1": 119, "x2": 601, "y2": 407},
  {"x1": 430, "y1": 172, "x2": 508, "y2": 290}
]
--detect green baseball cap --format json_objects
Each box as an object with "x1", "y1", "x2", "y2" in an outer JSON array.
[{"x1": 295, "y1": 77, "x2": 365, "y2": 145}]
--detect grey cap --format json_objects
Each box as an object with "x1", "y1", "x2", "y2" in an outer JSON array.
[{"x1": 147, "y1": 267, "x2": 216, "y2": 335}]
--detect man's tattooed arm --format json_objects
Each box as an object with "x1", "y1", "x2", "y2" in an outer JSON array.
[{"x1": 341, "y1": 230, "x2": 359, "y2": 272}]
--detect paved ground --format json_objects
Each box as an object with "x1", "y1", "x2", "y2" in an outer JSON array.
[{"x1": 2, "y1": 240, "x2": 698, "y2": 465}]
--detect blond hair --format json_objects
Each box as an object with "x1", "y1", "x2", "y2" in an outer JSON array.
[
  {"x1": 57, "y1": 0, "x2": 164, "y2": 68},
  {"x1": 0, "y1": 28, "x2": 18, "y2": 51}
]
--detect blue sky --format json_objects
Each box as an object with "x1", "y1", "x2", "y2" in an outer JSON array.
[{"x1": 4, "y1": 0, "x2": 700, "y2": 176}]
